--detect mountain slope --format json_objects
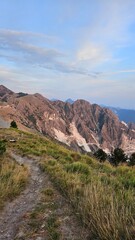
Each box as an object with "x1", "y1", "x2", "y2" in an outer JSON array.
[
  {"x1": 0, "y1": 85, "x2": 135, "y2": 154},
  {"x1": 52, "y1": 100, "x2": 135, "y2": 153},
  {"x1": 103, "y1": 106, "x2": 135, "y2": 123}
]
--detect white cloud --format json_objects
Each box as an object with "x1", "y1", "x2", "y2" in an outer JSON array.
[
  {"x1": 77, "y1": 43, "x2": 111, "y2": 67},
  {"x1": 0, "y1": 29, "x2": 101, "y2": 77},
  {"x1": 77, "y1": 44, "x2": 103, "y2": 61}
]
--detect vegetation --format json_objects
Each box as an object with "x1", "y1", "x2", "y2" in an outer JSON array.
[
  {"x1": 0, "y1": 153, "x2": 28, "y2": 209},
  {"x1": 110, "y1": 147, "x2": 127, "y2": 166},
  {"x1": 0, "y1": 140, "x2": 6, "y2": 155},
  {"x1": 0, "y1": 128, "x2": 135, "y2": 239},
  {"x1": 129, "y1": 152, "x2": 135, "y2": 166},
  {"x1": 10, "y1": 120, "x2": 18, "y2": 129},
  {"x1": 94, "y1": 148, "x2": 107, "y2": 162},
  {"x1": 40, "y1": 159, "x2": 135, "y2": 240},
  {"x1": 23, "y1": 187, "x2": 61, "y2": 239}
]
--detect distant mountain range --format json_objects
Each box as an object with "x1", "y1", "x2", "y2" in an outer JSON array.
[
  {"x1": 66, "y1": 101, "x2": 135, "y2": 123},
  {"x1": 105, "y1": 106, "x2": 135, "y2": 123},
  {"x1": 51, "y1": 98, "x2": 74, "y2": 104},
  {"x1": 0, "y1": 85, "x2": 135, "y2": 154}
]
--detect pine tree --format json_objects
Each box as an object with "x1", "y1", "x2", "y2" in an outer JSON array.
[
  {"x1": 94, "y1": 148, "x2": 107, "y2": 162},
  {"x1": 10, "y1": 120, "x2": 18, "y2": 129},
  {"x1": 110, "y1": 148, "x2": 126, "y2": 166}
]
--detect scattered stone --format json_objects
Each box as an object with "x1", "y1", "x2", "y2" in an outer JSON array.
[{"x1": 36, "y1": 237, "x2": 44, "y2": 240}]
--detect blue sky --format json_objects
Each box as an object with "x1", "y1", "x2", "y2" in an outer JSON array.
[{"x1": 0, "y1": 0, "x2": 135, "y2": 108}]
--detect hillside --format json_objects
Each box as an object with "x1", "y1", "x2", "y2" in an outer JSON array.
[
  {"x1": 0, "y1": 128, "x2": 134, "y2": 239},
  {"x1": 0, "y1": 85, "x2": 135, "y2": 154}
]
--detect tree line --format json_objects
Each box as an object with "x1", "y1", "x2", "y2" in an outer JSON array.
[{"x1": 94, "y1": 148, "x2": 135, "y2": 167}]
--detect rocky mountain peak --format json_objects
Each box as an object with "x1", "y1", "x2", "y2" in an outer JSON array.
[{"x1": 0, "y1": 85, "x2": 14, "y2": 98}]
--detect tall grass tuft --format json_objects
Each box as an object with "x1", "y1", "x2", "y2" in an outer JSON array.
[{"x1": 0, "y1": 154, "x2": 28, "y2": 209}]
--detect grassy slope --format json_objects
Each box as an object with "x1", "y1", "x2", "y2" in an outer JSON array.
[{"x1": 0, "y1": 128, "x2": 135, "y2": 240}]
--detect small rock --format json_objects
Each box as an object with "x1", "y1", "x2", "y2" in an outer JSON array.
[
  {"x1": 41, "y1": 223, "x2": 45, "y2": 229},
  {"x1": 36, "y1": 237, "x2": 44, "y2": 240},
  {"x1": 62, "y1": 216, "x2": 70, "y2": 222}
]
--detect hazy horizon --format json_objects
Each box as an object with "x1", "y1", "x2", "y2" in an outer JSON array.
[
  {"x1": 1, "y1": 83, "x2": 135, "y2": 111},
  {"x1": 0, "y1": 1, "x2": 135, "y2": 109}
]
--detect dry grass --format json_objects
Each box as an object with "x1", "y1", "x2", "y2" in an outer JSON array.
[
  {"x1": 80, "y1": 183, "x2": 134, "y2": 240},
  {"x1": 0, "y1": 153, "x2": 28, "y2": 210}
]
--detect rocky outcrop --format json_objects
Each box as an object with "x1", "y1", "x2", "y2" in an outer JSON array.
[
  {"x1": 52, "y1": 99, "x2": 135, "y2": 153},
  {"x1": 0, "y1": 85, "x2": 135, "y2": 154}
]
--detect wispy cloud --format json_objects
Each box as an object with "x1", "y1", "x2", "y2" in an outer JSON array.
[
  {"x1": 75, "y1": 0, "x2": 135, "y2": 69},
  {"x1": 0, "y1": 29, "x2": 63, "y2": 61},
  {"x1": 100, "y1": 69, "x2": 135, "y2": 77},
  {"x1": 0, "y1": 29, "x2": 100, "y2": 77},
  {"x1": 0, "y1": 29, "x2": 58, "y2": 43}
]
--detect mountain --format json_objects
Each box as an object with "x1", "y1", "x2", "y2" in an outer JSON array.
[
  {"x1": 102, "y1": 105, "x2": 135, "y2": 123},
  {"x1": 0, "y1": 85, "x2": 14, "y2": 101},
  {"x1": 0, "y1": 85, "x2": 135, "y2": 154},
  {"x1": 50, "y1": 98, "x2": 58, "y2": 102},
  {"x1": 65, "y1": 98, "x2": 74, "y2": 104}
]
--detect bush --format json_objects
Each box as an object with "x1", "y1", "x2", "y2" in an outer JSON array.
[
  {"x1": 110, "y1": 148, "x2": 126, "y2": 166},
  {"x1": 10, "y1": 120, "x2": 18, "y2": 129},
  {"x1": 94, "y1": 148, "x2": 107, "y2": 162}
]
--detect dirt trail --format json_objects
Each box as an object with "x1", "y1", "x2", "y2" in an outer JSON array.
[
  {"x1": 0, "y1": 153, "x2": 89, "y2": 240},
  {"x1": 0, "y1": 153, "x2": 46, "y2": 240}
]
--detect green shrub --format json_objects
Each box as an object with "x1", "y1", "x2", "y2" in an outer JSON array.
[
  {"x1": 10, "y1": 120, "x2": 18, "y2": 129},
  {"x1": 94, "y1": 148, "x2": 107, "y2": 162}
]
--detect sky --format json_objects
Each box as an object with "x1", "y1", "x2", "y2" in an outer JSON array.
[{"x1": 0, "y1": 0, "x2": 135, "y2": 109}]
